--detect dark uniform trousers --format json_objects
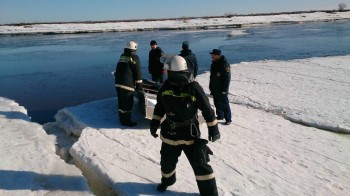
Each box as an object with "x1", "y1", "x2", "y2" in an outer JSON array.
[
  {"x1": 160, "y1": 134, "x2": 218, "y2": 196},
  {"x1": 151, "y1": 73, "x2": 164, "y2": 83},
  {"x1": 116, "y1": 88, "x2": 134, "y2": 123},
  {"x1": 213, "y1": 93, "x2": 232, "y2": 121}
]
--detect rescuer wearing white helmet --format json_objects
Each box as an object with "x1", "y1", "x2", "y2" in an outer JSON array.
[
  {"x1": 114, "y1": 40, "x2": 143, "y2": 127},
  {"x1": 127, "y1": 40, "x2": 138, "y2": 50},
  {"x1": 150, "y1": 55, "x2": 220, "y2": 195}
]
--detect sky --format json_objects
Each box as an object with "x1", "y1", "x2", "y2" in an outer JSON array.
[
  {"x1": 2, "y1": 54, "x2": 349, "y2": 195},
  {"x1": 0, "y1": 0, "x2": 349, "y2": 24}
]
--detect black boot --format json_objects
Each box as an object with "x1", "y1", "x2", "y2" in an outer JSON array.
[
  {"x1": 126, "y1": 112, "x2": 137, "y2": 126},
  {"x1": 157, "y1": 180, "x2": 176, "y2": 192},
  {"x1": 120, "y1": 112, "x2": 137, "y2": 127},
  {"x1": 123, "y1": 120, "x2": 137, "y2": 127},
  {"x1": 157, "y1": 183, "x2": 168, "y2": 192},
  {"x1": 197, "y1": 178, "x2": 218, "y2": 196},
  {"x1": 157, "y1": 174, "x2": 176, "y2": 192}
]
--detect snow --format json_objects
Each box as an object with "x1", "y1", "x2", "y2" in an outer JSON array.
[
  {"x1": 0, "y1": 97, "x2": 92, "y2": 196},
  {"x1": 227, "y1": 30, "x2": 248, "y2": 37},
  {"x1": 42, "y1": 55, "x2": 350, "y2": 195},
  {"x1": 200, "y1": 56, "x2": 350, "y2": 133},
  {"x1": 1, "y1": 11, "x2": 350, "y2": 35}
]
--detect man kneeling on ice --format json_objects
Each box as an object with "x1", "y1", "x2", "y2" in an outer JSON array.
[{"x1": 150, "y1": 55, "x2": 220, "y2": 195}]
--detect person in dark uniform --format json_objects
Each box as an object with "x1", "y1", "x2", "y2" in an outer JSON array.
[
  {"x1": 179, "y1": 41, "x2": 199, "y2": 78},
  {"x1": 150, "y1": 55, "x2": 220, "y2": 196},
  {"x1": 209, "y1": 49, "x2": 232, "y2": 125},
  {"x1": 148, "y1": 40, "x2": 165, "y2": 83},
  {"x1": 114, "y1": 40, "x2": 143, "y2": 127}
]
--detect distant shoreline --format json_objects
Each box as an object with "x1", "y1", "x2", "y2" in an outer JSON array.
[
  {"x1": 3, "y1": 9, "x2": 350, "y2": 26},
  {"x1": 1, "y1": 10, "x2": 349, "y2": 36}
]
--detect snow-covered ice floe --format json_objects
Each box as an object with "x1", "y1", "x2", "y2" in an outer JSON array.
[
  {"x1": 43, "y1": 56, "x2": 350, "y2": 195},
  {"x1": 1, "y1": 11, "x2": 350, "y2": 35},
  {"x1": 226, "y1": 55, "x2": 350, "y2": 133},
  {"x1": 0, "y1": 97, "x2": 92, "y2": 196},
  {"x1": 227, "y1": 30, "x2": 248, "y2": 37}
]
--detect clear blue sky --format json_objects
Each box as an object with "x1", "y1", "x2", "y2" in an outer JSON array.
[{"x1": 0, "y1": 0, "x2": 348, "y2": 24}]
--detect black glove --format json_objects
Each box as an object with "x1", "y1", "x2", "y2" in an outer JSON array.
[
  {"x1": 208, "y1": 124, "x2": 220, "y2": 142},
  {"x1": 150, "y1": 119, "x2": 160, "y2": 138},
  {"x1": 193, "y1": 138, "x2": 213, "y2": 166}
]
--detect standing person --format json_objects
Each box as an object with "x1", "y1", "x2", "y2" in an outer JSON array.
[
  {"x1": 209, "y1": 49, "x2": 232, "y2": 125},
  {"x1": 114, "y1": 40, "x2": 143, "y2": 127},
  {"x1": 179, "y1": 41, "x2": 198, "y2": 78},
  {"x1": 150, "y1": 56, "x2": 220, "y2": 195},
  {"x1": 148, "y1": 40, "x2": 165, "y2": 83}
]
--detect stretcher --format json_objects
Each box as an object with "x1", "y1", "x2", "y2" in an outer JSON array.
[
  {"x1": 135, "y1": 78, "x2": 162, "y2": 120},
  {"x1": 136, "y1": 78, "x2": 206, "y2": 125}
]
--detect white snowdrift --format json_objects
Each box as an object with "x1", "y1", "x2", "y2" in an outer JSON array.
[
  {"x1": 0, "y1": 97, "x2": 92, "y2": 196},
  {"x1": 225, "y1": 55, "x2": 350, "y2": 133},
  {"x1": 53, "y1": 96, "x2": 350, "y2": 196},
  {"x1": 45, "y1": 97, "x2": 149, "y2": 137},
  {"x1": 45, "y1": 56, "x2": 350, "y2": 195},
  {"x1": 1, "y1": 11, "x2": 349, "y2": 35}
]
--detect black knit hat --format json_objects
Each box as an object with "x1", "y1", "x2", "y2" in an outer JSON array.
[
  {"x1": 182, "y1": 41, "x2": 189, "y2": 49},
  {"x1": 150, "y1": 40, "x2": 157, "y2": 45}
]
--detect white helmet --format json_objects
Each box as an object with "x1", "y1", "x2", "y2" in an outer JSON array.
[
  {"x1": 164, "y1": 55, "x2": 188, "y2": 72},
  {"x1": 126, "y1": 41, "x2": 138, "y2": 50}
]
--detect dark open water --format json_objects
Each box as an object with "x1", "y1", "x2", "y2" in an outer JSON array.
[{"x1": 1, "y1": 21, "x2": 350, "y2": 124}]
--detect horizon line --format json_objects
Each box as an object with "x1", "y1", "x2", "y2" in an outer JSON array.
[{"x1": 2, "y1": 9, "x2": 349, "y2": 26}]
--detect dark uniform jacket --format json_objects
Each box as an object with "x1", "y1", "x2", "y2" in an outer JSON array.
[
  {"x1": 209, "y1": 55, "x2": 231, "y2": 95},
  {"x1": 148, "y1": 47, "x2": 164, "y2": 75},
  {"x1": 153, "y1": 80, "x2": 217, "y2": 141},
  {"x1": 179, "y1": 49, "x2": 198, "y2": 78},
  {"x1": 115, "y1": 48, "x2": 142, "y2": 91}
]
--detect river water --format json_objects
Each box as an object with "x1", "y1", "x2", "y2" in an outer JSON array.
[{"x1": 1, "y1": 21, "x2": 350, "y2": 123}]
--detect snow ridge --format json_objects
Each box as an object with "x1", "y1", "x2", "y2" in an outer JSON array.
[
  {"x1": 232, "y1": 94, "x2": 350, "y2": 133},
  {"x1": 1, "y1": 11, "x2": 349, "y2": 35}
]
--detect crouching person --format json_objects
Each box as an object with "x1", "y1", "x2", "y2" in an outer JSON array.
[
  {"x1": 150, "y1": 55, "x2": 220, "y2": 196},
  {"x1": 114, "y1": 40, "x2": 143, "y2": 127}
]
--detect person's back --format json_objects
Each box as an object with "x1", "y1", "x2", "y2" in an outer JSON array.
[
  {"x1": 115, "y1": 48, "x2": 141, "y2": 88},
  {"x1": 179, "y1": 41, "x2": 198, "y2": 78},
  {"x1": 114, "y1": 41, "x2": 143, "y2": 127},
  {"x1": 150, "y1": 56, "x2": 220, "y2": 195},
  {"x1": 159, "y1": 80, "x2": 200, "y2": 122}
]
